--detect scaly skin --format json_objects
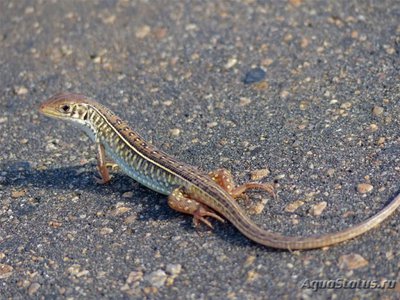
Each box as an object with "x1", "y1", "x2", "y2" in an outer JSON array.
[{"x1": 39, "y1": 92, "x2": 400, "y2": 250}]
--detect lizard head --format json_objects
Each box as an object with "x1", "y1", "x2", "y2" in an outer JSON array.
[{"x1": 39, "y1": 92, "x2": 91, "y2": 124}]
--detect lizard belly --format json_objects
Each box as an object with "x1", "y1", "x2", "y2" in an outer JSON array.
[{"x1": 102, "y1": 140, "x2": 175, "y2": 195}]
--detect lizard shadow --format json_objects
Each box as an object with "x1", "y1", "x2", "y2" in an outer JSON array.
[
  {"x1": 0, "y1": 160, "x2": 164, "y2": 211},
  {"x1": 0, "y1": 161, "x2": 282, "y2": 252}
]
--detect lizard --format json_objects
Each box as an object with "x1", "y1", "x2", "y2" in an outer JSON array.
[{"x1": 39, "y1": 92, "x2": 400, "y2": 250}]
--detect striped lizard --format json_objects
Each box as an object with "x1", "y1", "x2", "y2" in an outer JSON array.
[{"x1": 39, "y1": 92, "x2": 400, "y2": 250}]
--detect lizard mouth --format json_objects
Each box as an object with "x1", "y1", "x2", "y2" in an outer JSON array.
[
  {"x1": 38, "y1": 103, "x2": 48, "y2": 114},
  {"x1": 39, "y1": 104, "x2": 57, "y2": 117}
]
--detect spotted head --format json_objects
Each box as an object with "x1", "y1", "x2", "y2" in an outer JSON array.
[{"x1": 39, "y1": 92, "x2": 93, "y2": 124}]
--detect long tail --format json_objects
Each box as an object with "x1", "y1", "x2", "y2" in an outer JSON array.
[{"x1": 221, "y1": 192, "x2": 400, "y2": 250}]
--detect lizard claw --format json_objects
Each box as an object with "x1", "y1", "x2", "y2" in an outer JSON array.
[
  {"x1": 192, "y1": 207, "x2": 225, "y2": 229},
  {"x1": 193, "y1": 217, "x2": 214, "y2": 229}
]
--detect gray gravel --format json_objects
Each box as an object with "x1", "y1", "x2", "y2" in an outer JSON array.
[{"x1": 1, "y1": 0, "x2": 400, "y2": 299}]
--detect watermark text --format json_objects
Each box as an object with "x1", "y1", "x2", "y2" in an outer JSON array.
[{"x1": 300, "y1": 278, "x2": 396, "y2": 291}]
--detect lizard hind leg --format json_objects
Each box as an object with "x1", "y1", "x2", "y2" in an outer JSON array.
[
  {"x1": 168, "y1": 187, "x2": 224, "y2": 229},
  {"x1": 208, "y1": 168, "x2": 276, "y2": 200}
]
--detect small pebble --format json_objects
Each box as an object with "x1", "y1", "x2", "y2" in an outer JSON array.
[
  {"x1": 372, "y1": 106, "x2": 384, "y2": 116},
  {"x1": 166, "y1": 264, "x2": 182, "y2": 275},
  {"x1": 250, "y1": 202, "x2": 266, "y2": 215},
  {"x1": 92, "y1": 56, "x2": 102, "y2": 64},
  {"x1": 357, "y1": 183, "x2": 373, "y2": 194},
  {"x1": 207, "y1": 121, "x2": 218, "y2": 128},
  {"x1": 124, "y1": 215, "x2": 137, "y2": 224},
  {"x1": 385, "y1": 46, "x2": 395, "y2": 55},
  {"x1": 285, "y1": 200, "x2": 304, "y2": 213},
  {"x1": 291, "y1": 217, "x2": 299, "y2": 225},
  {"x1": 169, "y1": 128, "x2": 181, "y2": 136},
  {"x1": 300, "y1": 37, "x2": 309, "y2": 48},
  {"x1": 122, "y1": 191, "x2": 134, "y2": 198},
  {"x1": 310, "y1": 201, "x2": 327, "y2": 216},
  {"x1": 376, "y1": 137, "x2": 385, "y2": 146},
  {"x1": 48, "y1": 220, "x2": 62, "y2": 228},
  {"x1": 329, "y1": 99, "x2": 338, "y2": 104},
  {"x1": 338, "y1": 253, "x2": 369, "y2": 270},
  {"x1": 110, "y1": 206, "x2": 131, "y2": 216},
  {"x1": 274, "y1": 174, "x2": 286, "y2": 180},
  {"x1": 368, "y1": 124, "x2": 378, "y2": 132},
  {"x1": 253, "y1": 81, "x2": 269, "y2": 91},
  {"x1": 25, "y1": 6, "x2": 35, "y2": 14},
  {"x1": 136, "y1": 25, "x2": 151, "y2": 38},
  {"x1": 326, "y1": 168, "x2": 335, "y2": 177},
  {"x1": 250, "y1": 168, "x2": 270, "y2": 180},
  {"x1": 144, "y1": 270, "x2": 167, "y2": 288},
  {"x1": 243, "y1": 67, "x2": 266, "y2": 84},
  {"x1": 340, "y1": 102, "x2": 352, "y2": 110},
  {"x1": 283, "y1": 33, "x2": 293, "y2": 42},
  {"x1": 28, "y1": 283, "x2": 41, "y2": 296},
  {"x1": 289, "y1": 0, "x2": 303, "y2": 7},
  {"x1": 280, "y1": 90, "x2": 290, "y2": 98},
  {"x1": 67, "y1": 265, "x2": 81, "y2": 275},
  {"x1": 246, "y1": 270, "x2": 259, "y2": 282},
  {"x1": 299, "y1": 101, "x2": 309, "y2": 111},
  {"x1": 14, "y1": 86, "x2": 28, "y2": 95},
  {"x1": 244, "y1": 255, "x2": 256, "y2": 267},
  {"x1": 11, "y1": 189, "x2": 26, "y2": 198},
  {"x1": 239, "y1": 97, "x2": 252, "y2": 107},
  {"x1": 102, "y1": 15, "x2": 116, "y2": 24},
  {"x1": 342, "y1": 211, "x2": 355, "y2": 218},
  {"x1": 162, "y1": 100, "x2": 173, "y2": 106},
  {"x1": 385, "y1": 250, "x2": 394, "y2": 260},
  {"x1": 126, "y1": 270, "x2": 143, "y2": 284},
  {"x1": 154, "y1": 27, "x2": 168, "y2": 39},
  {"x1": 185, "y1": 24, "x2": 198, "y2": 31},
  {"x1": 100, "y1": 227, "x2": 114, "y2": 235},
  {"x1": 224, "y1": 57, "x2": 237, "y2": 69},
  {"x1": 0, "y1": 264, "x2": 13, "y2": 279},
  {"x1": 76, "y1": 270, "x2": 89, "y2": 277},
  {"x1": 143, "y1": 287, "x2": 158, "y2": 295}
]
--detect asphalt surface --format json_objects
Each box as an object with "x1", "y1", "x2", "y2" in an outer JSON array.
[{"x1": 1, "y1": 0, "x2": 400, "y2": 299}]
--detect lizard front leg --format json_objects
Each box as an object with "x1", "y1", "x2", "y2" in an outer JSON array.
[
  {"x1": 168, "y1": 187, "x2": 224, "y2": 229},
  {"x1": 95, "y1": 143, "x2": 111, "y2": 184},
  {"x1": 208, "y1": 168, "x2": 275, "y2": 199}
]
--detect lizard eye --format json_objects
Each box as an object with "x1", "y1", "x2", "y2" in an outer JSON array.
[{"x1": 60, "y1": 104, "x2": 71, "y2": 113}]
